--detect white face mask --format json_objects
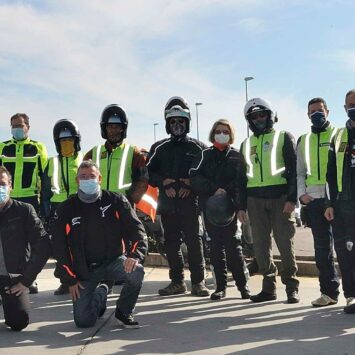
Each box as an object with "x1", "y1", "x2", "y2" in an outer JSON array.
[
  {"x1": 0, "y1": 185, "x2": 10, "y2": 204},
  {"x1": 214, "y1": 133, "x2": 230, "y2": 145}
]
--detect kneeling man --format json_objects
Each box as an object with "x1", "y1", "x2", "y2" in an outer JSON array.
[
  {"x1": 52, "y1": 160, "x2": 147, "y2": 328},
  {"x1": 0, "y1": 166, "x2": 50, "y2": 331}
]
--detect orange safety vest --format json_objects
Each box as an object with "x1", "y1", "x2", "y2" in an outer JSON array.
[{"x1": 136, "y1": 185, "x2": 158, "y2": 221}]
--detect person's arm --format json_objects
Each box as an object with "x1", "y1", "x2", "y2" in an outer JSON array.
[
  {"x1": 116, "y1": 194, "x2": 148, "y2": 263},
  {"x1": 51, "y1": 202, "x2": 78, "y2": 286},
  {"x1": 20, "y1": 204, "x2": 51, "y2": 287},
  {"x1": 41, "y1": 162, "x2": 52, "y2": 218},
  {"x1": 283, "y1": 132, "x2": 297, "y2": 203},
  {"x1": 189, "y1": 149, "x2": 219, "y2": 195},
  {"x1": 83, "y1": 148, "x2": 93, "y2": 161},
  {"x1": 232, "y1": 153, "x2": 248, "y2": 212},
  {"x1": 146, "y1": 141, "x2": 166, "y2": 189},
  {"x1": 325, "y1": 138, "x2": 338, "y2": 208},
  {"x1": 127, "y1": 147, "x2": 149, "y2": 204}
]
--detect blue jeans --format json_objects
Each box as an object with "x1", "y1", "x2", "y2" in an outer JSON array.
[
  {"x1": 307, "y1": 199, "x2": 339, "y2": 299},
  {"x1": 73, "y1": 256, "x2": 144, "y2": 328}
]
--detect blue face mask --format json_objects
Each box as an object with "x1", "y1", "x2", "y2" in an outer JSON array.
[
  {"x1": 347, "y1": 108, "x2": 355, "y2": 121},
  {"x1": 0, "y1": 185, "x2": 9, "y2": 204},
  {"x1": 79, "y1": 179, "x2": 100, "y2": 195},
  {"x1": 11, "y1": 127, "x2": 26, "y2": 140},
  {"x1": 310, "y1": 111, "x2": 326, "y2": 128}
]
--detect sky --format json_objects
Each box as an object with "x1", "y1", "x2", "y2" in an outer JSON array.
[{"x1": 0, "y1": 0, "x2": 354, "y2": 156}]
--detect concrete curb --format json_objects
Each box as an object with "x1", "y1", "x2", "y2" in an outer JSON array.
[{"x1": 145, "y1": 253, "x2": 340, "y2": 277}]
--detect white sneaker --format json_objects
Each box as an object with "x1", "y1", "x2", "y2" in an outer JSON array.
[
  {"x1": 346, "y1": 297, "x2": 355, "y2": 306},
  {"x1": 311, "y1": 294, "x2": 338, "y2": 307}
]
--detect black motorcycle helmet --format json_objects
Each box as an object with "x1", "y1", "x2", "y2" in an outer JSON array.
[
  {"x1": 205, "y1": 194, "x2": 235, "y2": 227},
  {"x1": 164, "y1": 96, "x2": 191, "y2": 135},
  {"x1": 53, "y1": 119, "x2": 81, "y2": 154},
  {"x1": 100, "y1": 104, "x2": 128, "y2": 140}
]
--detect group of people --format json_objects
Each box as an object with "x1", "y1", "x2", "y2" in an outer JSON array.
[{"x1": 1, "y1": 89, "x2": 355, "y2": 332}]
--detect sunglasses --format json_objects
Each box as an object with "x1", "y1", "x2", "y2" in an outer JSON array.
[
  {"x1": 169, "y1": 118, "x2": 185, "y2": 124},
  {"x1": 249, "y1": 112, "x2": 267, "y2": 120},
  {"x1": 215, "y1": 129, "x2": 230, "y2": 134}
]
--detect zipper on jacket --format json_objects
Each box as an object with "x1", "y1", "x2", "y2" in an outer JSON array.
[
  {"x1": 107, "y1": 151, "x2": 112, "y2": 189},
  {"x1": 317, "y1": 133, "x2": 320, "y2": 181},
  {"x1": 65, "y1": 157, "x2": 69, "y2": 198},
  {"x1": 259, "y1": 134, "x2": 264, "y2": 182}
]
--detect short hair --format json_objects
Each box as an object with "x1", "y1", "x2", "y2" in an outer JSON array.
[
  {"x1": 345, "y1": 89, "x2": 355, "y2": 104},
  {"x1": 208, "y1": 119, "x2": 235, "y2": 144},
  {"x1": 0, "y1": 166, "x2": 12, "y2": 185},
  {"x1": 307, "y1": 97, "x2": 328, "y2": 111},
  {"x1": 77, "y1": 160, "x2": 101, "y2": 176},
  {"x1": 10, "y1": 113, "x2": 30, "y2": 126}
]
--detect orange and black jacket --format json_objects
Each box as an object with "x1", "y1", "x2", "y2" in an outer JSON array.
[
  {"x1": 0, "y1": 199, "x2": 50, "y2": 286},
  {"x1": 51, "y1": 190, "x2": 148, "y2": 286}
]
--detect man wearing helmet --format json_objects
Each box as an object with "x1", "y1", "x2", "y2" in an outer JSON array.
[
  {"x1": 241, "y1": 98, "x2": 299, "y2": 303},
  {"x1": 84, "y1": 105, "x2": 148, "y2": 205},
  {"x1": 85, "y1": 105, "x2": 148, "y2": 293},
  {"x1": 42, "y1": 119, "x2": 83, "y2": 295},
  {"x1": 147, "y1": 96, "x2": 209, "y2": 297}
]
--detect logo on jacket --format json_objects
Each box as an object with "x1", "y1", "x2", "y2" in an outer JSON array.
[
  {"x1": 100, "y1": 204, "x2": 112, "y2": 217},
  {"x1": 72, "y1": 217, "x2": 81, "y2": 226}
]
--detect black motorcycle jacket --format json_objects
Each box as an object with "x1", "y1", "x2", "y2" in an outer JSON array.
[
  {"x1": 0, "y1": 199, "x2": 50, "y2": 287},
  {"x1": 52, "y1": 190, "x2": 148, "y2": 285},
  {"x1": 147, "y1": 135, "x2": 207, "y2": 214},
  {"x1": 189, "y1": 145, "x2": 248, "y2": 211}
]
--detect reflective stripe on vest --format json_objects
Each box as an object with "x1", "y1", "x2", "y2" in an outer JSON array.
[
  {"x1": 92, "y1": 143, "x2": 134, "y2": 192},
  {"x1": 334, "y1": 128, "x2": 348, "y2": 193},
  {"x1": 242, "y1": 130, "x2": 287, "y2": 187},
  {"x1": 300, "y1": 126, "x2": 337, "y2": 186},
  {"x1": 48, "y1": 153, "x2": 83, "y2": 203}
]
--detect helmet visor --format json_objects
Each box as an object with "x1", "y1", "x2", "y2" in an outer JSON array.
[{"x1": 165, "y1": 106, "x2": 190, "y2": 120}]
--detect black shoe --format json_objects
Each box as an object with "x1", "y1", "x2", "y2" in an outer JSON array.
[
  {"x1": 240, "y1": 286, "x2": 251, "y2": 299},
  {"x1": 210, "y1": 290, "x2": 226, "y2": 300},
  {"x1": 29, "y1": 281, "x2": 38, "y2": 294},
  {"x1": 250, "y1": 291, "x2": 277, "y2": 303},
  {"x1": 54, "y1": 283, "x2": 69, "y2": 296},
  {"x1": 115, "y1": 309, "x2": 140, "y2": 329},
  {"x1": 287, "y1": 291, "x2": 300, "y2": 304}
]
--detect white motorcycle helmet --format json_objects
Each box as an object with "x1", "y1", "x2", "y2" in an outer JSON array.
[
  {"x1": 244, "y1": 97, "x2": 278, "y2": 133},
  {"x1": 164, "y1": 96, "x2": 191, "y2": 134}
]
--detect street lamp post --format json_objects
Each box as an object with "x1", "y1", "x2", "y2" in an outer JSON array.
[
  {"x1": 195, "y1": 102, "x2": 203, "y2": 140},
  {"x1": 244, "y1": 76, "x2": 254, "y2": 137},
  {"x1": 153, "y1": 123, "x2": 159, "y2": 142}
]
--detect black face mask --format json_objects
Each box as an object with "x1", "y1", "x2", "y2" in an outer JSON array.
[
  {"x1": 310, "y1": 111, "x2": 326, "y2": 128},
  {"x1": 347, "y1": 108, "x2": 355, "y2": 121},
  {"x1": 169, "y1": 118, "x2": 187, "y2": 136}
]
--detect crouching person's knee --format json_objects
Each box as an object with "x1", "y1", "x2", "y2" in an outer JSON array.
[
  {"x1": 127, "y1": 264, "x2": 145, "y2": 286},
  {"x1": 74, "y1": 311, "x2": 97, "y2": 328},
  {"x1": 6, "y1": 311, "x2": 29, "y2": 331}
]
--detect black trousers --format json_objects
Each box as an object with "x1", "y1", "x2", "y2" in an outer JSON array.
[
  {"x1": 205, "y1": 217, "x2": 248, "y2": 292},
  {"x1": 332, "y1": 200, "x2": 355, "y2": 298},
  {"x1": 161, "y1": 209, "x2": 205, "y2": 285},
  {"x1": 306, "y1": 199, "x2": 339, "y2": 299},
  {"x1": 0, "y1": 276, "x2": 30, "y2": 331}
]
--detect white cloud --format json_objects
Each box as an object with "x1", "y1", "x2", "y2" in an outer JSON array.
[{"x1": 0, "y1": 0, "x2": 307, "y2": 156}]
